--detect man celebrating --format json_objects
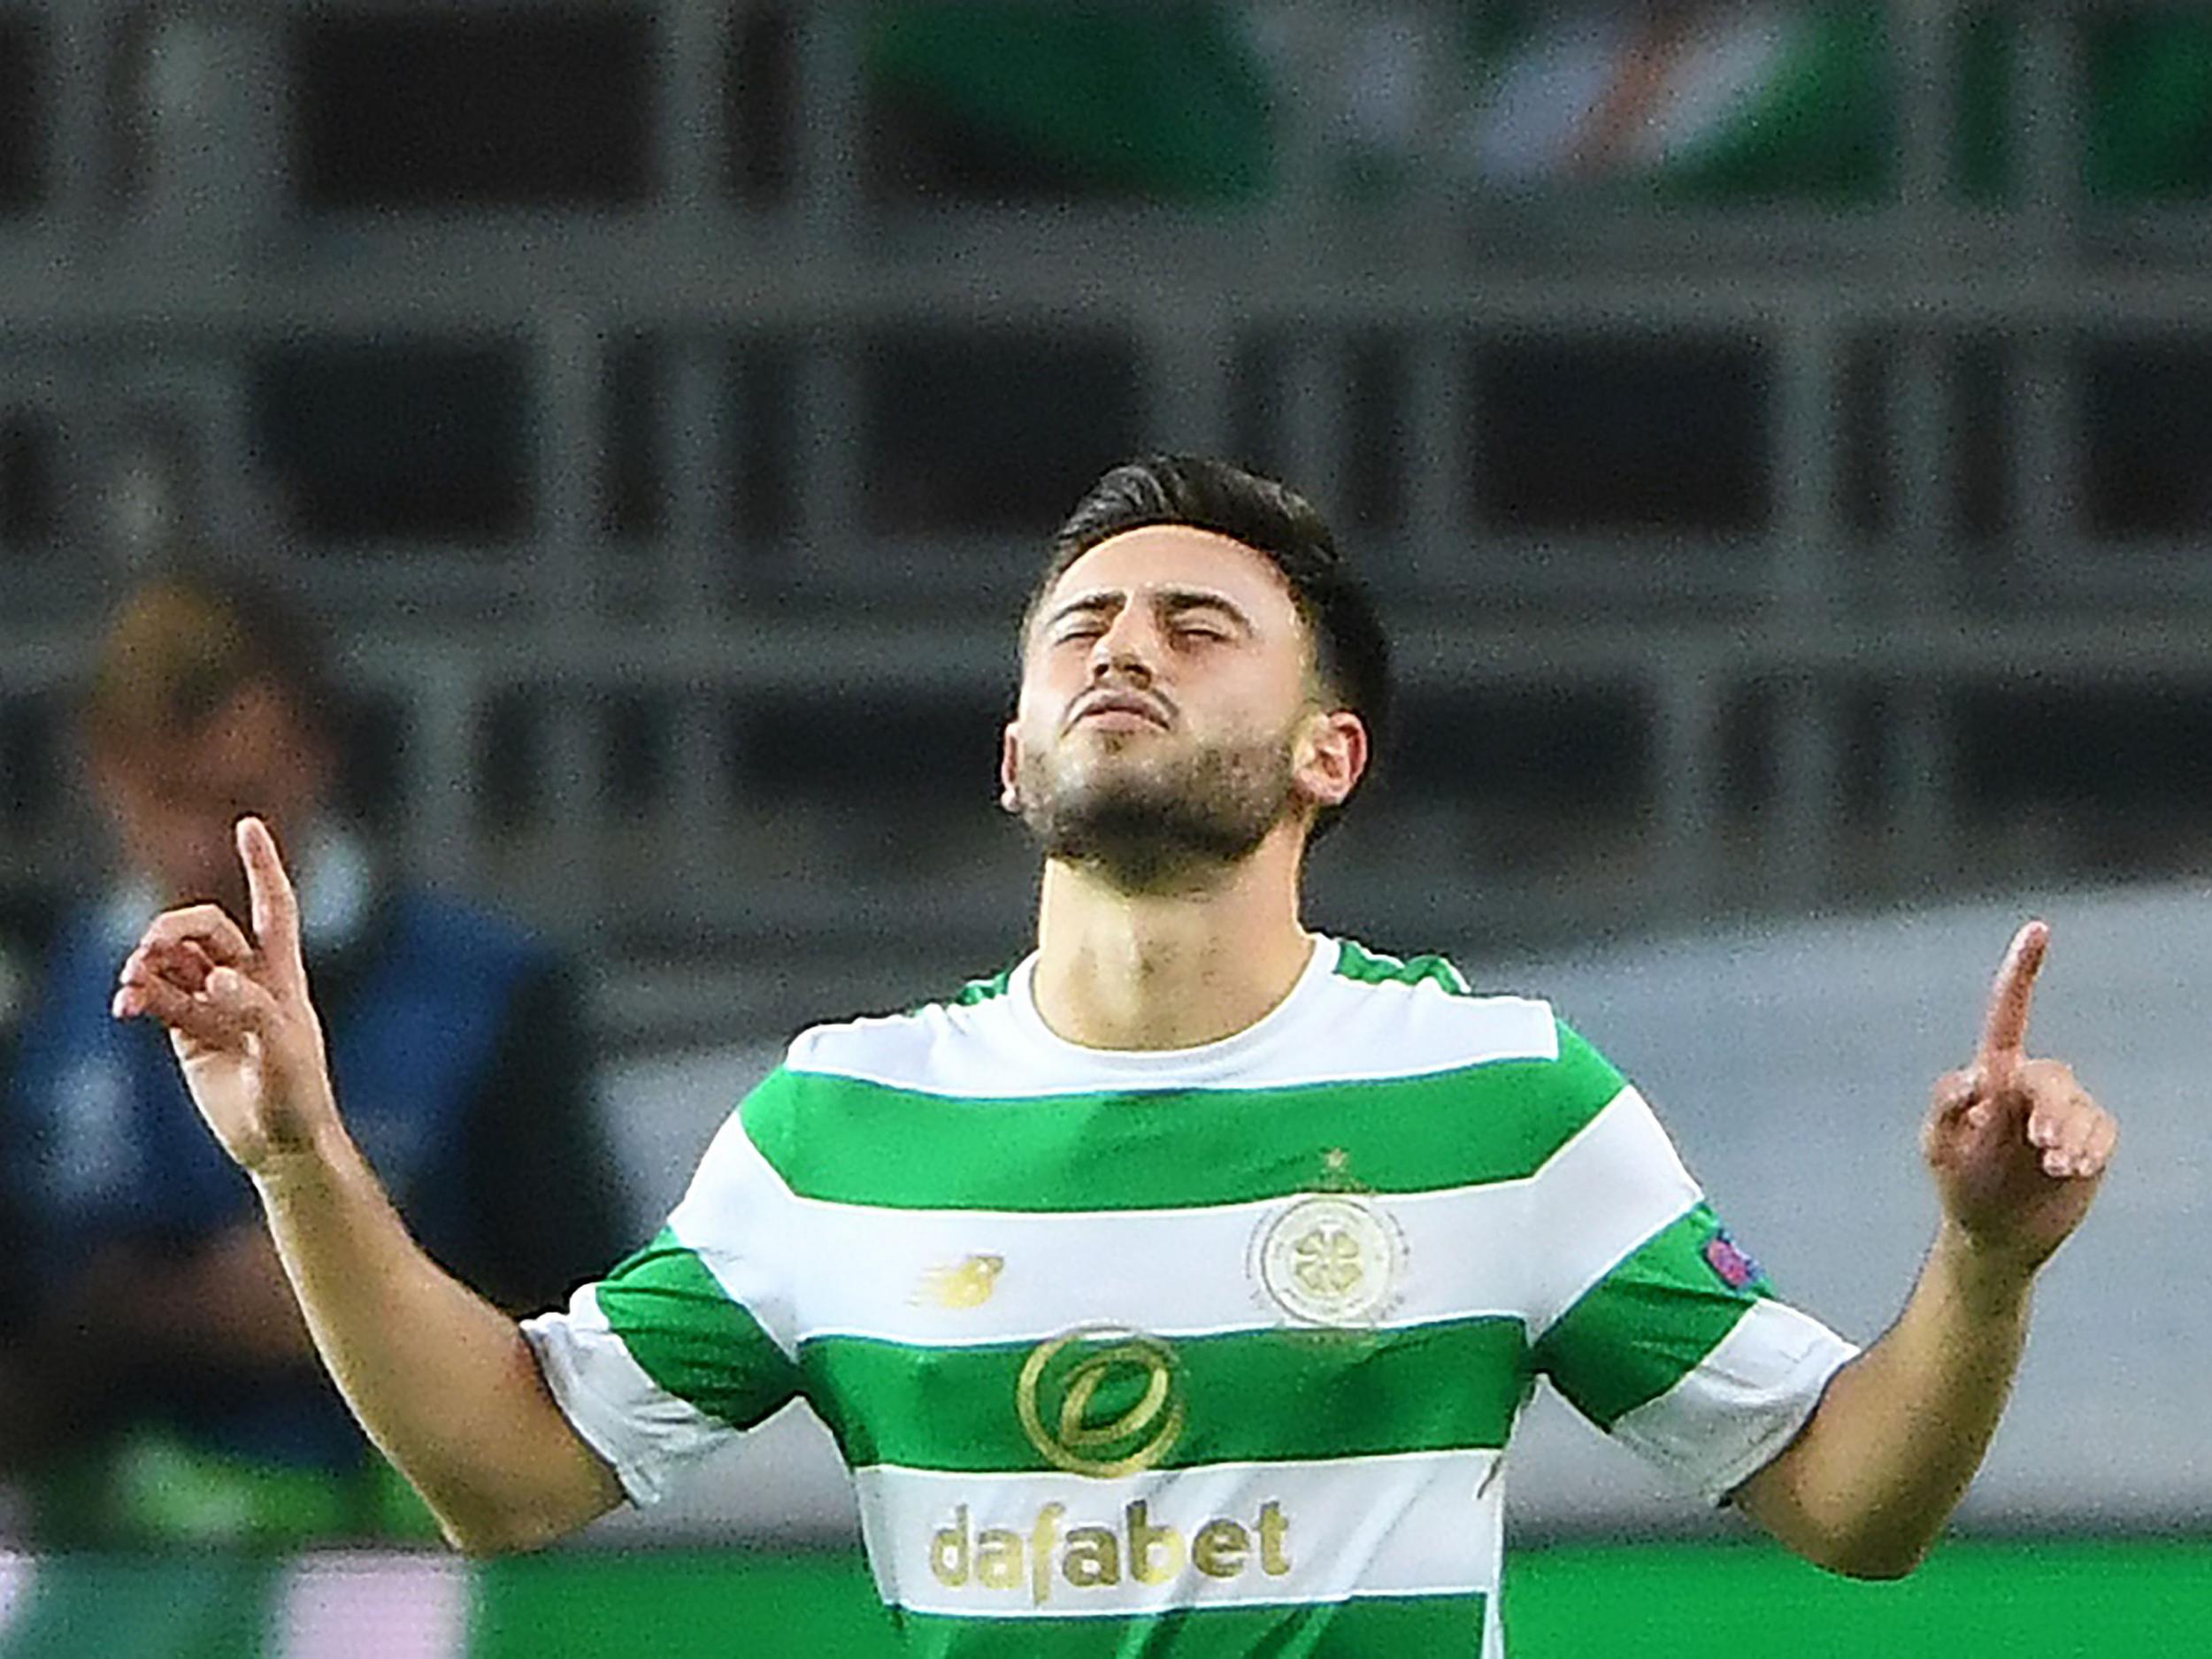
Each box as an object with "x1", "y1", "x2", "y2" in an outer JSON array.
[{"x1": 114, "y1": 457, "x2": 2116, "y2": 1655}]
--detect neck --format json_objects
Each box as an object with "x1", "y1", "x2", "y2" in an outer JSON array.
[{"x1": 1030, "y1": 824, "x2": 1317, "y2": 1050}]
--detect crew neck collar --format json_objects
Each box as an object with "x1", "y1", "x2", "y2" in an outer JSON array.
[{"x1": 1003, "y1": 932, "x2": 1339, "y2": 1077}]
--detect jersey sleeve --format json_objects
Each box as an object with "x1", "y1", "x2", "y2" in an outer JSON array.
[
  {"x1": 520, "y1": 1086, "x2": 803, "y2": 1507},
  {"x1": 1525, "y1": 1023, "x2": 1860, "y2": 1504}
]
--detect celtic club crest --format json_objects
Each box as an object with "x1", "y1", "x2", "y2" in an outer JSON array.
[{"x1": 1249, "y1": 1190, "x2": 1407, "y2": 1329}]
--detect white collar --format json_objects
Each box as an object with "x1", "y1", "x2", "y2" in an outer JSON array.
[{"x1": 1001, "y1": 932, "x2": 1336, "y2": 1082}]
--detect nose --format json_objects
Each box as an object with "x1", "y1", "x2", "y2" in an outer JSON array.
[
  {"x1": 1088, "y1": 611, "x2": 1157, "y2": 684},
  {"x1": 1088, "y1": 641, "x2": 1154, "y2": 687}
]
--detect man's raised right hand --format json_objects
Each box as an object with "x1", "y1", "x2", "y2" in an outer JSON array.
[{"x1": 112, "y1": 815, "x2": 342, "y2": 1175}]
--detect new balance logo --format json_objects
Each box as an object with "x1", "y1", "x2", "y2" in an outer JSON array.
[{"x1": 915, "y1": 1254, "x2": 1004, "y2": 1309}]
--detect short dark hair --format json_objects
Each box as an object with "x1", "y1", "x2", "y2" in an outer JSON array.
[{"x1": 1031, "y1": 454, "x2": 1393, "y2": 835}]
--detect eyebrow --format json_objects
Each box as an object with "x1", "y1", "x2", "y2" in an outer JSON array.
[{"x1": 1041, "y1": 588, "x2": 1256, "y2": 634}]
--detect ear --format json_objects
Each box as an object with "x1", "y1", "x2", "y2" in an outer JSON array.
[
  {"x1": 1294, "y1": 710, "x2": 1369, "y2": 810},
  {"x1": 998, "y1": 722, "x2": 1022, "y2": 815}
]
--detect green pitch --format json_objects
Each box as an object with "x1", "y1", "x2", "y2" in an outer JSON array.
[
  {"x1": 4, "y1": 1539, "x2": 2206, "y2": 1656},
  {"x1": 469, "y1": 1539, "x2": 2212, "y2": 1659}
]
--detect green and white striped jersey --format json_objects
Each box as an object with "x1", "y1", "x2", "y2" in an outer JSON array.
[{"x1": 523, "y1": 936, "x2": 1857, "y2": 1657}]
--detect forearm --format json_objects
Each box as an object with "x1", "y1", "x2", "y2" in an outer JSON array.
[
  {"x1": 1741, "y1": 1221, "x2": 2031, "y2": 1578},
  {"x1": 251, "y1": 1129, "x2": 624, "y2": 1554}
]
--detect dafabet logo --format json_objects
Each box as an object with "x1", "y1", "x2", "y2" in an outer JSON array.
[
  {"x1": 928, "y1": 1499, "x2": 1291, "y2": 1607},
  {"x1": 920, "y1": 1325, "x2": 1295, "y2": 1606}
]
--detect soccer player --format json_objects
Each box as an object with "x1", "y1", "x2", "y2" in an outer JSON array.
[{"x1": 112, "y1": 457, "x2": 2116, "y2": 1655}]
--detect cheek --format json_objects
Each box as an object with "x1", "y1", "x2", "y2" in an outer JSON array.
[
  {"x1": 165, "y1": 803, "x2": 236, "y2": 856},
  {"x1": 110, "y1": 791, "x2": 186, "y2": 851},
  {"x1": 1007, "y1": 695, "x2": 1048, "y2": 759},
  {"x1": 1001, "y1": 706, "x2": 1050, "y2": 792},
  {"x1": 1013, "y1": 660, "x2": 1083, "y2": 736},
  {"x1": 1211, "y1": 677, "x2": 1305, "y2": 744},
  {"x1": 120, "y1": 810, "x2": 227, "y2": 892}
]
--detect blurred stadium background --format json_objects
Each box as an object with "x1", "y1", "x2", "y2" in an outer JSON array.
[{"x1": 0, "y1": 1, "x2": 2208, "y2": 1653}]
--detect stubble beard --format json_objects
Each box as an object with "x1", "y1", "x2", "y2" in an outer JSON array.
[{"x1": 1017, "y1": 722, "x2": 1302, "y2": 895}]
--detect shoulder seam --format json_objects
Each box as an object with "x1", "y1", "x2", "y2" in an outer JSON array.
[{"x1": 1331, "y1": 939, "x2": 1477, "y2": 996}]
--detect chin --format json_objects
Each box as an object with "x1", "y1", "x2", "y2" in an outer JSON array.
[{"x1": 1057, "y1": 770, "x2": 1184, "y2": 823}]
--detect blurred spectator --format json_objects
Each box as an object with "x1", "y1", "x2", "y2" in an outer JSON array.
[
  {"x1": 853, "y1": 2, "x2": 2212, "y2": 211},
  {"x1": 1326, "y1": 3, "x2": 2212, "y2": 206},
  {"x1": 1463, "y1": 2, "x2": 1889, "y2": 202},
  {"x1": 0, "y1": 569, "x2": 623, "y2": 1547}
]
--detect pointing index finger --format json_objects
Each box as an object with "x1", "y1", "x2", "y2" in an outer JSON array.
[
  {"x1": 236, "y1": 817, "x2": 305, "y2": 995},
  {"x1": 1976, "y1": 919, "x2": 2050, "y2": 1077}
]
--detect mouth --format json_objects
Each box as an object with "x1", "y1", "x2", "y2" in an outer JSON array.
[{"x1": 1067, "y1": 692, "x2": 1171, "y2": 733}]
